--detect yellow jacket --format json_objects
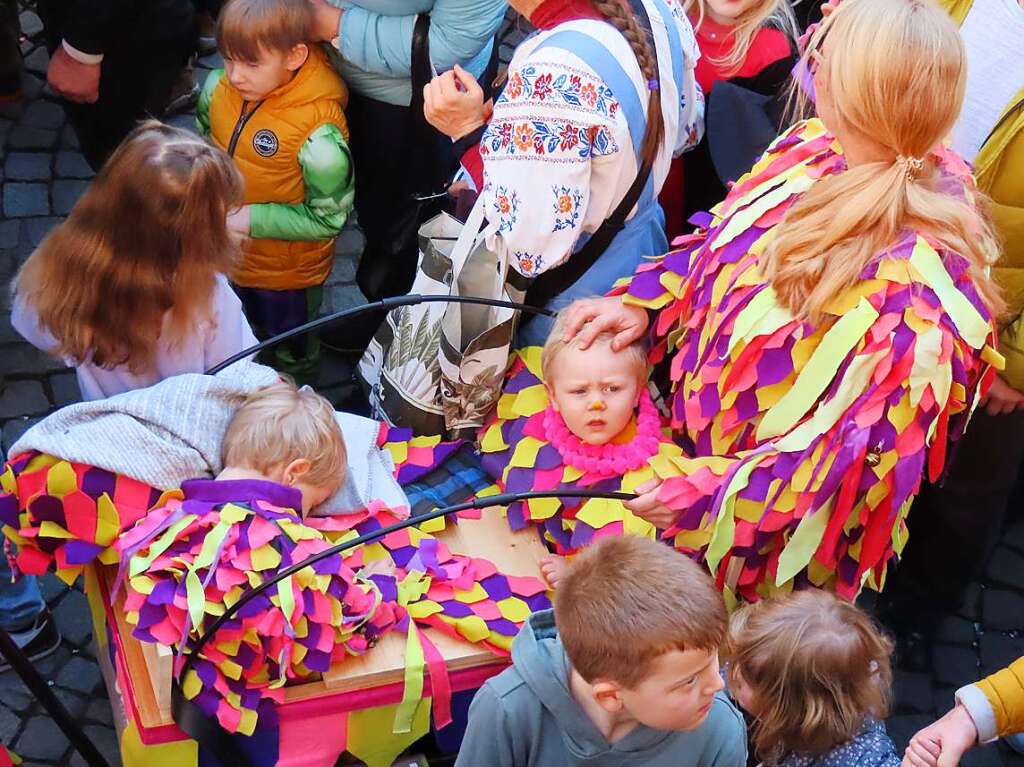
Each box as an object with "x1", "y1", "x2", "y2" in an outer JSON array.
[
  {"x1": 201, "y1": 46, "x2": 353, "y2": 290},
  {"x1": 940, "y1": 0, "x2": 1024, "y2": 387},
  {"x1": 958, "y1": 656, "x2": 1024, "y2": 741}
]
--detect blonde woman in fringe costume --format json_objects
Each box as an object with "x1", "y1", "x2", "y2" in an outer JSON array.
[
  {"x1": 422, "y1": 0, "x2": 705, "y2": 344},
  {"x1": 560, "y1": 0, "x2": 1004, "y2": 605}
]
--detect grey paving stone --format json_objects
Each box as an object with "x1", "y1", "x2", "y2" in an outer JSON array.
[
  {"x1": 0, "y1": 703, "x2": 20, "y2": 743},
  {"x1": 981, "y1": 589, "x2": 1024, "y2": 631},
  {"x1": 980, "y1": 632, "x2": 1024, "y2": 676},
  {"x1": 931, "y1": 643, "x2": 980, "y2": 687},
  {"x1": 53, "y1": 179, "x2": 88, "y2": 216},
  {"x1": 55, "y1": 656, "x2": 101, "y2": 696},
  {"x1": 53, "y1": 687, "x2": 90, "y2": 719},
  {"x1": 1, "y1": 416, "x2": 42, "y2": 454},
  {"x1": 15, "y1": 715, "x2": 70, "y2": 762},
  {"x1": 22, "y1": 46, "x2": 48, "y2": 77},
  {"x1": 0, "y1": 313, "x2": 20, "y2": 344},
  {"x1": 166, "y1": 112, "x2": 197, "y2": 133},
  {"x1": 2, "y1": 181, "x2": 49, "y2": 216},
  {"x1": 82, "y1": 724, "x2": 121, "y2": 767},
  {"x1": 2, "y1": 342, "x2": 67, "y2": 375},
  {"x1": 893, "y1": 670, "x2": 934, "y2": 714},
  {"x1": 321, "y1": 283, "x2": 366, "y2": 316},
  {"x1": 52, "y1": 589, "x2": 93, "y2": 647},
  {"x1": 85, "y1": 699, "x2": 114, "y2": 727},
  {"x1": 22, "y1": 215, "x2": 60, "y2": 247},
  {"x1": 55, "y1": 151, "x2": 94, "y2": 179},
  {"x1": 40, "y1": 573, "x2": 70, "y2": 605},
  {"x1": 19, "y1": 10, "x2": 43, "y2": 37},
  {"x1": 0, "y1": 218, "x2": 20, "y2": 249},
  {"x1": 60, "y1": 123, "x2": 80, "y2": 150},
  {"x1": 49, "y1": 371, "x2": 82, "y2": 407},
  {"x1": 326, "y1": 249, "x2": 357, "y2": 285},
  {"x1": 21, "y1": 100, "x2": 64, "y2": 131},
  {"x1": 31, "y1": 641, "x2": 71, "y2": 677},
  {"x1": 933, "y1": 614, "x2": 977, "y2": 644},
  {"x1": 9, "y1": 124, "x2": 55, "y2": 150},
  {"x1": 4, "y1": 151, "x2": 51, "y2": 180},
  {"x1": 0, "y1": 672, "x2": 34, "y2": 714},
  {"x1": 884, "y1": 713, "x2": 934, "y2": 752},
  {"x1": 987, "y1": 546, "x2": 1024, "y2": 590},
  {"x1": 958, "y1": 582, "x2": 984, "y2": 621},
  {"x1": 0, "y1": 378, "x2": 50, "y2": 418}
]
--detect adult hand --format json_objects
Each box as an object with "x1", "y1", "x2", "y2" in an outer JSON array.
[
  {"x1": 308, "y1": 0, "x2": 342, "y2": 42},
  {"x1": 227, "y1": 205, "x2": 251, "y2": 236},
  {"x1": 902, "y1": 704, "x2": 978, "y2": 767},
  {"x1": 423, "y1": 65, "x2": 487, "y2": 140},
  {"x1": 47, "y1": 45, "x2": 100, "y2": 104},
  {"x1": 625, "y1": 478, "x2": 677, "y2": 530},
  {"x1": 560, "y1": 297, "x2": 649, "y2": 352},
  {"x1": 981, "y1": 374, "x2": 1024, "y2": 416}
]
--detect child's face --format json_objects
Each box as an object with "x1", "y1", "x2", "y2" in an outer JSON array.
[
  {"x1": 703, "y1": 0, "x2": 765, "y2": 23},
  {"x1": 293, "y1": 480, "x2": 335, "y2": 515},
  {"x1": 546, "y1": 342, "x2": 643, "y2": 446},
  {"x1": 615, "y1": 648, "x2": 725, "y2": 732},
  {"x1": 224, "y1": 44, "x2": 307, "y2": 102}
]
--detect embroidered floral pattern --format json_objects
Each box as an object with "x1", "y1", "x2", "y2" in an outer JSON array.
[
  {"x1": 481, "y1": 120, "x2": 619, "y2": 161},
  {"x1": 552, "y1": 185, "x2": 584, "y2": 231},
  {"x1": 500, "y1": 65, "x2": 620, "y2": 119},
  {"x1": 514, "y1": 251, "x2": 545, "y2": 276},
  {"x1": 492, "y1": 186, "x2": 520, "y2": 234}
]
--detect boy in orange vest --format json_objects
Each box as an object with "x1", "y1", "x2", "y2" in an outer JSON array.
[{"x1": 197, "y1": 0, "x2": 354, "y2": 378}]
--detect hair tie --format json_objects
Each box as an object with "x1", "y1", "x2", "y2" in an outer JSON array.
[
  {"x1": 896, "y1": 154, "x2": 924, "y2": 180},
  {"x1": 647, "y1": 79, "x2": 659, "y2": 91}
]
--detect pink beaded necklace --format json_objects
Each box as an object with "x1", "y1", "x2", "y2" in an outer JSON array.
[{"x1": 544, "y1": 390, "x2": 662, "y2": 476}]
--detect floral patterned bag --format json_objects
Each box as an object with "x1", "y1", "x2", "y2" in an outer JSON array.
[{"x1": 358, "y1": 200, "x2": 524, "y2": 439}]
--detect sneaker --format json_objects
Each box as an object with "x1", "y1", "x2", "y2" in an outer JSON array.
[
  {"x1": 1006, "y1": 733, "x2": 1024, "y2": 755},
  {"x1": 197, "y1": 11, "x2": 218, "y2": 56},
  {"x1": 0, "y1": 609, "x2": 62, "y2": 672},
  {"x1": 163, "y1": 66, "x2": 200, "y2": 117}
]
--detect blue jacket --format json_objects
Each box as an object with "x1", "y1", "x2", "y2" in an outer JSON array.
[
  {"x1": 326, "y1": 0, "x2": 507, "y2": 106},
  {"x1": 778, "y1": 719, "x2": 900, "y2": 767}
]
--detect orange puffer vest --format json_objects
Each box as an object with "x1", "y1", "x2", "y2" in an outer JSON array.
[{"x1": 209, "y1": 46, "x2": 349, "y2": 290}]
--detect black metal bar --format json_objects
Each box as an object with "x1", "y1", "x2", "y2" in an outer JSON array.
[
  {"x1": 0, "y1": 625, "x2": 112, "y2": 767},
  {"x1": 206, "y1": 294, "x2": 555, "y2": 376},
  {"x1": 176, "y1": 489, "x2": 635, "y2": 681}
]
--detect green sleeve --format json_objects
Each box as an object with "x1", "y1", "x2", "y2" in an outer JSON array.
[
  {"x1": 196, "y1": 68, "x2": 223, "y2": 138},
  {"x1": 248, "y1": 123, "x2": 355, "y2": 241}
]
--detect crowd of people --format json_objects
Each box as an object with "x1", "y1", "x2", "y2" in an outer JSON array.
[{"x1": 0, "y1": 0, "x2": 1023, "y2": 763}]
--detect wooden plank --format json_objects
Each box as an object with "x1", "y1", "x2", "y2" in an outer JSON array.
[
  {"x1": 104, "y1": 507, "x2": 547, "y2": 728},
  {"x1": 322, "y1": 510, "x2": 547, "y2": 691}
]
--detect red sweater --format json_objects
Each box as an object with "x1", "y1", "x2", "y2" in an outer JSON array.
[{"x1": 692, "y1": 17, "x2": 793, "y2": 94}]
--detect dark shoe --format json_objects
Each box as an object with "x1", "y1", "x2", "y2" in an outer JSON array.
[
  {"x1": 163, "y1": 65, "x2": 200, "y2": 117},
  {"x1": 0, "y1": 609, "x2": 62, "y2": 672},
  {"x1": 196, "y1": 12, "x2": 218, "y2": 56}
]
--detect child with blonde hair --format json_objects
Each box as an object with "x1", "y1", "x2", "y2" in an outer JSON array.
[
  {"x1": 480, "y1": 301, "x2": 683, "y2": 586},
  {"x1": 12, "y1": 122, "x2": 256, "y2": 401},
  {"x1": 725, "y1": 590, "x2": 901, "y2": 767},
  {"x1": 199, "y1": 0, "x2": 354, "y2": 377}
]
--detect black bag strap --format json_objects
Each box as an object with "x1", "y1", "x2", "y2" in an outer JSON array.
[{"x1": 527, "y1": 0, "x2": 659, "y2": 309}]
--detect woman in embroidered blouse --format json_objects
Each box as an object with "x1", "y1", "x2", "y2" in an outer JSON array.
[
  {"x1": 557, "y1": 0, "x2": 1004, "y2": 605},
  {"x1": 422, "y1": 0, "x2": 705, "y2": 344}
]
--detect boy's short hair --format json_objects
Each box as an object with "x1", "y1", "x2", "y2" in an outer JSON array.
[
  {"x1": 541, "y1": 302, "x2": 648, "y2": 383},
  {"x1": 217, "y1": 0, "x2": 313, "y2": 62},
  {"x1": 223, "y1": 379, "x2": 347, "y2": 492},
  {"x1": 555, "y1": 536, "x2": 727, "y2": 688}
]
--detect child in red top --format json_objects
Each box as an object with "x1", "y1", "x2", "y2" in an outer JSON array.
[{"x1": 661, "y1": 0, "x2": 797, "y2": 238}]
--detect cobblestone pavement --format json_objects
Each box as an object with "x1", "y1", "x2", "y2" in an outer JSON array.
[{"x1": 1, "y1": 4, "x2": 1023, "y2": 767}]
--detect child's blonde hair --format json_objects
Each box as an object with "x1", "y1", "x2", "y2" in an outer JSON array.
[
  {"x1": 541, "y1": 304, "x2": 648, "y2": 383},
  {"x1": 14, "y1": 122, "x2": 243, "y2": 374},
  {"x1": 217, "y1": 0, "x2": 313, "y2": 61},
  {"x1": 557, "y1": 536, "x2": 727, "y2": 687},
  {"x1": 765, "y1": 0, "x2": 1003, "y2": 323},
  {"x1": 223, "y1": 379, "x2": 347, "y2": 494},
  {"x1": 685, "y1": 0, "x2": 798, "y2": 77},
  {"x1": 724, "y1": 590, "x2": 894, "y2": 762}
]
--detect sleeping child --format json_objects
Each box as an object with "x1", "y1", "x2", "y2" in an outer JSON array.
[{"x1": 480, "y1": 302, "x2": 684, "y2": 585}]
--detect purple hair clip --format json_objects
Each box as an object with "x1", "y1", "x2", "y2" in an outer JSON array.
[{"x1": 647, "y1": 79, "x2": 660, "y2": 91}]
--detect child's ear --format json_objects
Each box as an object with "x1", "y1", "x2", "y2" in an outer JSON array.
[
  {"x1": 544, "y1": 382, "x2": 560, "y2": 412},
  {"x1": 591, "y1": 680, "x2": 625, "y2": 714},
  {"x1": 282, "y1": 458, "x2": 312, "y2": 486},
  {"x1": 286, "y1": 43, "x2": 309, "y2": 71}
]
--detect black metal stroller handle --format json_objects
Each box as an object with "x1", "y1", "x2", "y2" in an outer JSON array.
[{"x1": 205, "y1": 294, "x2": 557, "y2": 376}]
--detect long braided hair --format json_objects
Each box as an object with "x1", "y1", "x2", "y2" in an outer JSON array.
[{"x1": 588, "y1": 0, "x2": 665, "y2": 172}]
